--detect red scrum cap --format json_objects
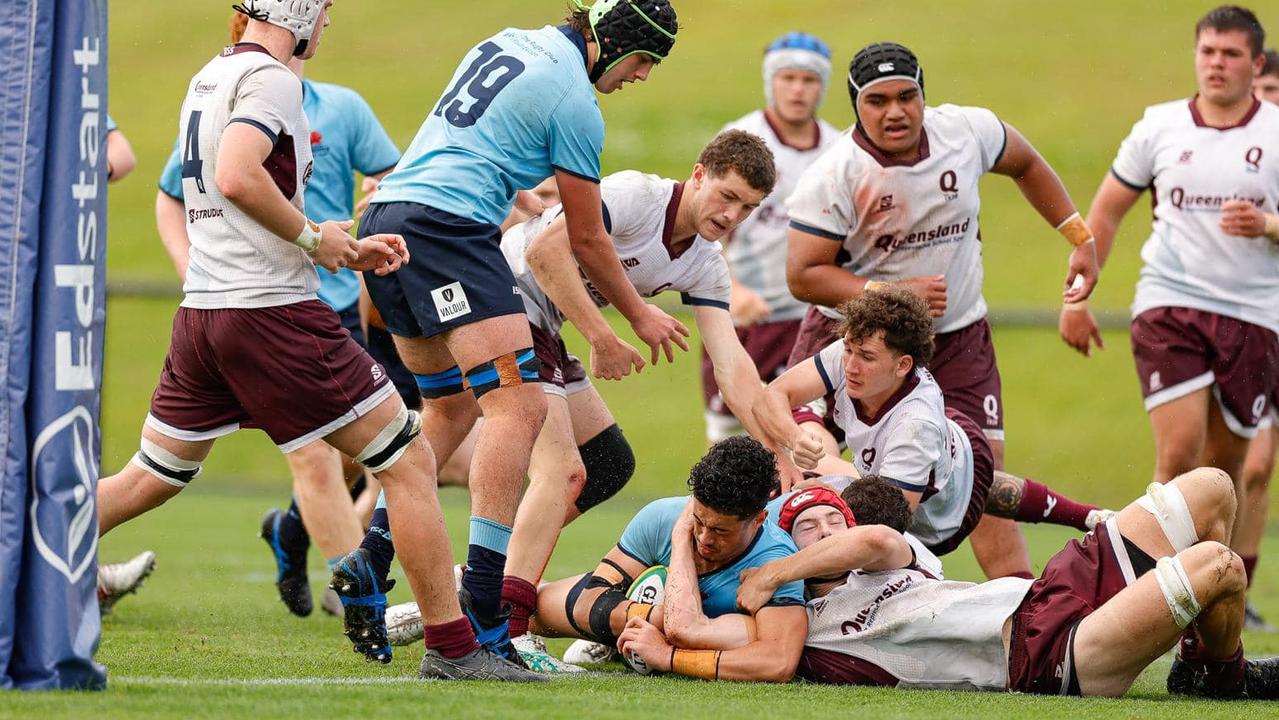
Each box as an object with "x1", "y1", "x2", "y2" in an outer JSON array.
[{"x1": 777, "y1": 487, "x2": 856, "y2": 535}]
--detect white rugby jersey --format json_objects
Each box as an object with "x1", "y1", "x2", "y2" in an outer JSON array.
[
  {"x1": 786, "y1": 104, "x2": 1007, "y2": 334},
  {"x1": 805, "y1": 569, "x2": 1032, "y2": 690},
  {"x1": 1111, "y1": 98, "x2": 1279, "y2": 333},
  {"x1": 722, "y1": 110, "x2": 840, "y2": 322},
  {"x1": 814, "y1": 340, "x2": 974, "y2": 547},
  {"x1": 502, "y1": 170, "x2": 732, "y2": 336},
  {"x1": 178, "y1": 44, "x2": 318, "y2": 309},
  {"x1": 816, "y1": 475, "x2": 946, "y2": 578}
]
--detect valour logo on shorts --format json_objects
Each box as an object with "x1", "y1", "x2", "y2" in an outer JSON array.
[{"x1": 431, "y1": 282, "x2": 472, "y2": 322}]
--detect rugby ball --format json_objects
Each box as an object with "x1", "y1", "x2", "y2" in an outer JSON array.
[{"x1": 622, "y1": 565, "x2": 667, "y2": 675}]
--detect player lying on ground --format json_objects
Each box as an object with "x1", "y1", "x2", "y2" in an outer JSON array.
[
  {"x1": 353, "y1": 131, "x2": 820, "y2": 671},
  {"x1": 332, "y1": 0, "x2": 687, "y2": 671},
  {"x1": 730, "y1": 466, "x2": 1279, "y2": 697},
  {"x1": 94, "y1": 0, "x2": 541, "y2": 683},
  {"x1": 756, "y1": 288, "x2": 1109, "y2": 559},
  {"x1": 1070, "y1": 5, "x2": 1279, "y2": 627},
  {"x1": 526, "y1": 436, "x2": 807, "y2": 678},
  {"x1": 782, "y1": 40, "x2": 1100, "y2": 580}
]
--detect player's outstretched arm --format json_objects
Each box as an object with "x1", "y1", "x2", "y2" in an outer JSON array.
[
  {"x1": 215, "y1": 123, "x2": 358, "y2": 272},
  {"x1": 756, "y1": 363, "x2": 829, "y2": 471},
  {"x1": 525, "y1": 215, "x2": 645, "y2": 381},
  {"x1": 617, "y1": 605, "x2": 806, "y2": 683},
  {"x1": 155, "y1": 191, "x2": 191, "y2": 282},
  {"x1": 736, "y1": 525, "x2": 914, "y2": 615},
  {"x1": 556, "y1": 170, "x2": 690, "y2": 366},
  {"x1": 990, "y1": 122, "x2": 1099, "y2": 304}
]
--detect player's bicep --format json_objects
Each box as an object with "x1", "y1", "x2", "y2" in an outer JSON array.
[
  {"x1": 554, "y1": 171, "x2": 608, "y2": 245},
  {"x1": 1092, "y1": 173, "x2": 1144, "y2": 219},
  {"x1": 787, "y1": 225, "x2": 841, "y2": 277},
  {"x1": 988, "y1": 123, "x2": 1037, "y2": 177},
  {"x1": 217, "y1": 122, "x2": 274, "y2": 169}
]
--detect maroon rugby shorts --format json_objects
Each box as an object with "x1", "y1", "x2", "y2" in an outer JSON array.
[
  {"x1": 147, "y1": 301, "x2": 396, "y2": 452},
  {"x1": 530, "y1": 324, "x2": 589, "y2": 397},
  {"x1": 924, "y1": 407, "x2": 995, "y2": 556},
  {"x1": 1131, "y1": 307, "x2": 1279, "y2": 437},
  {"x1": 930, "y1": 319, "x2": 1004, "y2": 442}
]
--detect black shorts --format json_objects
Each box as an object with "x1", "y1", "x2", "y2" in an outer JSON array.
[{"x1": 361, "y1": 201, "x2": 525, "y2": 339}]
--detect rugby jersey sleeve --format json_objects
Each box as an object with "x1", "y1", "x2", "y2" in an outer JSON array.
[
  {"x1": 785, "y1": 152, "x2": 853, "y2": 241},
  {"x1": 812, "y1": 339, "x2": 844, "y2": 395},
  {"x1": 680, "y1": 255, "x2": 732, "y2": 310},
  {"x1": 547, "y1": 89, "x2": 604, "y2": 183},
  {"x1": 229, "y1": 65, "x2": 303, "y2": 143},
  {"x1": 345, "y1": 90, "x2": 401, "y2": 176},
  {"x1": 1110, "y1": 110, "x2": 1156, "y2": 191},
  {"x1": 597, "y1": 172, "x2": 654, "y2": 238},
  {"x1": 616, "y1": 497, "x2": 679, "y2": 566},
  {"x1": 106, "y1": 114, "x2": 119, "y2": 133},
  {"x1": 957, "y1": 105, "x2": 1008, "y2": 173},
  {"x1": 877, "y1": 416, "x2": 944, "y2": 493},
  {"x1": 157, "y1": 136, "x2": 184, "y2": 201}
]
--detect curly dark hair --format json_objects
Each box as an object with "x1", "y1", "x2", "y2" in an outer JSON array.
[
  {"x1": 687, "y1": 435, "x2": 778, "y2": 519},
  {"x1": 1195, "y1": 5, "x2": 1265, "y2": 57},
  {"x1": 840, "y1": 476, "x2": 911, "y2": 534},
  {"x1": 836, "y1": 285, "x2": 934, "y2": 367},
  {"x1": 697, "y1": 129, "x2": 777, "y2": 195}
]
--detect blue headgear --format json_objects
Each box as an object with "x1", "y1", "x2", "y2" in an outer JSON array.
[{"x1": 763, "y1": 32, "x2": 832, "y2": 108}]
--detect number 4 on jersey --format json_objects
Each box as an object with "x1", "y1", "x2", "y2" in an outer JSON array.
[
  {"x1": 434, "y1": 41, "x2": 526, "y2": 129},
  {"x1": 181, "y1": 110, "x2": 206, "y2": 193}
]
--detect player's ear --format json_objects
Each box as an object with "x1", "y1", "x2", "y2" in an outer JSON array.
[
  {"x1": 754, "y1": 509, "x2": 767, "y2": 526},
  {"x1": 895, "y1": 353, "x2": 914, "y2": 379},
  {"x1": 691, "y1": 163, "x2": 706, "y2": 189}
]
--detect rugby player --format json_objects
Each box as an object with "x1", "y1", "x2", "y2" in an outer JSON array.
[
  {"x1": 154, "y1": 10, "x2": 407, "y2": 619},
  {"x1": 372, "y1": 130, "x2": 816, "y2": 671},
  {"x1": 701, "y1": 32, "x2": 839, "y2": 442},
  {"x1": 94, "y1": 0, "x2": 540, "y2": 681},
  {"x1": 105, "y1": 115, "x2": 135, "y2": 183},
  {"x1": 757, "y1": 288, "x2": 1109, "y2": 559},
  {"x1": 731, "y1": 467, "x2": 1279, "y2": 698},
  {"x1": 535, "y1": 436, "x2": 808, "y2": 681},
  {"x1": 1236, "y1": 46, "x2": 1279, "y2": 631},
  {"x1": 1069, "y1": 6, "x2": 1279, "y2": 625},
  {"x1": 334, "y1": 0, "x2": 688, "y2": 667},
  {"x1": 784, "y1": 41, "x2": 1100, "y2": 579}
]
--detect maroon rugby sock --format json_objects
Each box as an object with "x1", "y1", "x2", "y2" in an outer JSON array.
[
  {"x1": 1015, "y1": 479, "x2": 1098, "y2": 531},
  {"x1": 423, "y1": 616, "x2": 480, "y2": 660},
  {"x1": 502, "y1": 576, "x2": 538, "y2": 639},
  {"x1": 1242, "y1": 555, "x2": 1258, "y2": 588},
  {"x1": 1179, "y1": 633, "x2": 1246, "y2": 696}
]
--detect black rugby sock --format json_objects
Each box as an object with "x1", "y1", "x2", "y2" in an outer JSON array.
[{"x1": 358, "y1": 507, "x2": 396, "y2": 583}]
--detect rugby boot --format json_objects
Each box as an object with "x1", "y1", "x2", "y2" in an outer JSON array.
[
  {"x1": 563, "y1": 638, "x2": 619, "y2": 665},
  {"x1": 417, "y1": 646, "x2": 549, "y2": 682},
  {"x1": 330, "y1": 547, "x2": 396, "y2": 663},
  {"x1": 1168, "y1": 654, "x2": 1279, "y2": 699},
  {"x1": 1243, "y1": 656, "x2": 1279, "y2": 699},
  {"x1": 1244, "y1": 601, "x2": 1276, "y2": 633},
  {"x1": 514, "y1": 634, "x2": 585, "y2": 674},
  {"x1": 259, "y1": 508, "x2": 312, "y2": 617},
  {"x1": 97, "y1": 550, "x2": 157, "y2": 616},
  {"x1": 458, "y1": 585, "x2": 525, "y2": 668},
  {"x1": 1166, "y1": 654, "x2": 1199, "y2": 696}
]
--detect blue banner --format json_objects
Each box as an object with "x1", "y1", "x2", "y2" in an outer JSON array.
[{"x1": 1, "y1": 0, "x2": 109, "y2": 691}]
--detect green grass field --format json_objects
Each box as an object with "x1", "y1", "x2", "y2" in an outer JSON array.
[{"x1": 10, "y1": 0, "x2": 1279, "y2": 716}]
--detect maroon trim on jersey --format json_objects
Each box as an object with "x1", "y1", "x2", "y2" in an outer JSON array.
[
  {"x1": 662, "y1": 182, "x2": 694, "y2": 259},
  {"x1": 263, "y1": 132, "x2": 299, "y2": 200},
  {"x1": 1187, "y1": 95, "x2": 1262, "y2": 130},
  {"x1": 222, "y1": 42, "x2": 273, "y2": 58},
  {"x1": 763, "y1": 108, "x2": 821, "y2": 151},
  {"x1": 853, "y1": 124, "x2": 931, "y2": 168},
  {"x1": 851, "y1": 370, "x2": 922, "y2": 426},
  {"x1": 797, "y1": 647, "x2": 899, "y2": 687}
]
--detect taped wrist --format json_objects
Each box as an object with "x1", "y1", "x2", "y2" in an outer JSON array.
[
  {"x1": 863, "y1": 280, "x2": 889, "y2": 295},
  {"x1": 1265, "y1": 213, "x2": 1279, "y2": 242},
  {"x1": 575, "y1": 424, "x2": 636, "y2": 513},
  {"x1": 1056, "y1": 212, "x2": 1094, "y2": 248},
  {"x1": 671, "y1": 649, "x2": 722, "y2": 680},
  {"x1": 626, "y1": 602, "x2": 655, "y2": 623},
  {"x1": 293, "y1": 219, "x2": 322, "y2": 254}
]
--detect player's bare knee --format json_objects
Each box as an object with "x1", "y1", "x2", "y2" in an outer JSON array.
[
  {"x1": 1176, "y1": 467, "x2": 1236, "y2": 534},
  {"x1": 1181, "y1": 541, "x2": 1245, "y2": 599}
]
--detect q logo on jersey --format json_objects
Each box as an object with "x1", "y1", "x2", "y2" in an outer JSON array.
[
  {"x1": 939, "y1": 170, "x2": 959, "y2": 200},
  {"x1": 29, "y1": 406, "x2": 99, "y2": 583},
  {"x1": 1245, "y1": 147, "x2": 1262, "y2": 173}
]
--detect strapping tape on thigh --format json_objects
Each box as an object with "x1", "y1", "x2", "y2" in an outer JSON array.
[
  {"x1": 355, "y1": 404, "x2": 421, "y2": 473},
  {"x1": 414, "y1": 366, "x2": 465, "y2": 399},
  {"x1": 1154, "y1": 556, "x2": 1201, "y2": 629},
  {"x1": 465, "y1": 348, "x2": 540, "y2": 398},
  {"x1": 131, "y1": 438, "x2": 202, "y2": 488},
  {"x1": 1136, "y1": 482, "x2": 1199, "y2": 553}
]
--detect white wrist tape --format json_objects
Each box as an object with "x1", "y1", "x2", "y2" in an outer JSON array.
[
  {"x1": 293, "y1": 219, "x2": 321, "y2": 254},
  {"x1": 1154, "y1": 556, "x2": 1201, "y2": 629},
  {"x1": 1136, "y1": 482, "x2": 1199, "y2": 553},
  {"x1": 1265, "y1": 213, "x2": 1279, "y2": 242}
]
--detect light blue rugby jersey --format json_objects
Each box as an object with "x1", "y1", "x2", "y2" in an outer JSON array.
[
  {"x1": 372, "y1": 25, "x2": 604, "y2": 226},
  {"x1": 159, "y1": 78, "x2": 400, "y2": 312},
  {"x1": 617, "y1": 496, "x2": 805, "y2": 618}
]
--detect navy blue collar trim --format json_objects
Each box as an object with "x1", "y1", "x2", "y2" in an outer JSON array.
[{"x1": 557, "y1": 25, "x2": 589, "y2": 69}]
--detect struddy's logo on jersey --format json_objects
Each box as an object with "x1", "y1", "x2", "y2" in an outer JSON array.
[
  {"x1": 1168, "y1": 188, "x2": 1265, "y2": 213},
  {"x1": 431, "y1": 281, "x2": 472, "y2": 321},
  {"x1": 873, "y1": 195, "x2": 895, "y2": 214},
  {"x1": 839, "y1": 575, "x2": 913, "y2": 634},
  {"x1": 1178, "y1": 150, "x2": 1193, "y2": 165},
  {"x1": 1245, "y1": 147, "x2": 1262, "y2": 173},
  {"x1": 874, "y1": 217, "x2": 972, "y2": 253},
  {"x1": 939, "y1": 171, "x2": 959, "y2": 201}
]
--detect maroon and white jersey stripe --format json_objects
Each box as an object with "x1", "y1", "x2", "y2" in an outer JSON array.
[
  {"x1": 722, "y1": 110, "x2": 840, "y2": 322},
  {"x1": 785, "y1": 104, "x2": 1006, "y2": 334},
  {"x1": 178, "y1": 44, "x2": 317, "y2": 309},
  {"x1": 1111, "y1": 98, "x2": 1279, "y2": 333},
  {"x1": 805, "y1": 569, "x2": 1032, "y2": 690}
]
